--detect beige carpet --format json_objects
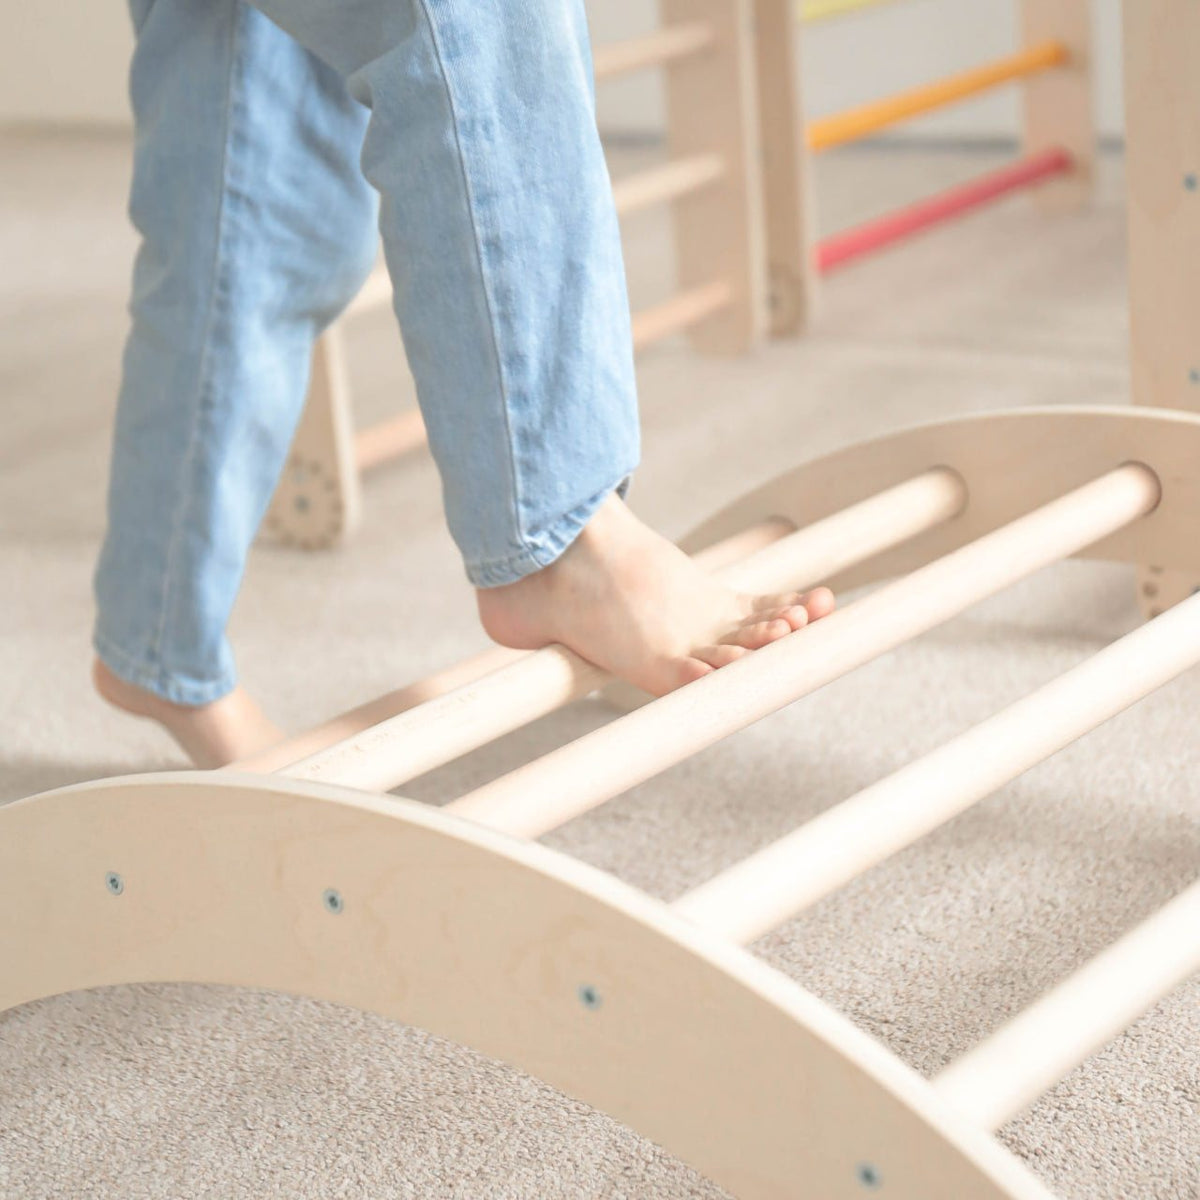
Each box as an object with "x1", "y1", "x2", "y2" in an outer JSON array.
[{"x1": 1, "y1": 130, "x2": 1197, "y2": 1199}]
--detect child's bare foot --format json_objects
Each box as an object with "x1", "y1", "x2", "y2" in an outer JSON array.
[
  {"x1": 477, "y1": 494, "x2": 835, "y2": 696},
  {"x1": 92, "y1": 658, "x2": 284, "y2": 769}
]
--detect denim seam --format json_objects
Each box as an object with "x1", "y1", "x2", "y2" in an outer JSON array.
[
  {"x1": 94, "y1": 631, "x2": 236, "y2": 707},
  {"x1": 144, "y1": 7, "x2": 243, "y2": 685},
  {"x1": 466, "y1": 474, "x2": 625, "y2": 588},
  {"x1": 415, "y1": 0, "x2": 532, "y2": 558}
]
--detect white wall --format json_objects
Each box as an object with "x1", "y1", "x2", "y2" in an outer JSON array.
[
  {"x1": 3, "y1": 4, "x2": 134, "y2": 127},
  {"x1": 2, "y1": 0, "x2": 1124, "y2": 142}
]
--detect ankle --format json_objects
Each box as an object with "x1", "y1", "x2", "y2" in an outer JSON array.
[{"x1": 93, "y1": 657, "x2": 168, "y2": 718}]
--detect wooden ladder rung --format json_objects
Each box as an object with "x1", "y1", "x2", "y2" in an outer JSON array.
[
  {"x1": 280, "y1": 468, "x2": 966, "y2": 791},
  {"x1": 445, "y1": 465, "x2": 1159, "y2": 840},
  {"x1": 612, "y1": 154, "x2": 726, "y2": 218},
  {"x1": 631, "y1": 281, "x2": 734, "y2": 351},
  {"x1": 238, "y1": 520, "x2": 793, "y2": 775},
  {"x1": 355, "y1": 409, "x2": 427, "y2": 473},
  {"x1": 673, "y1": 589, "x2": 1200, "y2": 943},
  {"x1": 933, "y1": 876, "x2": 1200, "y2": 1130},
  {"x1": 807, "y1": 41, "x2": 1069, "y2": 153},
  {"x1": 592, "y1": 23, "x2": 716, "y2": 82},
  {"x1": 344, "y1": 263, "x2": 392, "y2": 320}
]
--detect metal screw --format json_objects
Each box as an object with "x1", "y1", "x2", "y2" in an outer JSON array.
[
  {"x1": 1186, "y1": 173, "x2": 1198, "y2": 192},
  {"x1": 577, "y1": 984, "x2": 602, "y2": 1010},
  {"x1": 322, "y1": 888, "x2": 344, "y2": 914},
  {"x1": 856, "y1": 1162, "x2": 882, "y2": 1190},
  {"x1": 1190, "y1": 368, "x2": 1200, "y2": 385},
  {"x1": 294, "y1": 495, "x2": 310, "y2": 512},
  {"x1": 105, "y1": 871, "x2": 124, "y2": 896}
]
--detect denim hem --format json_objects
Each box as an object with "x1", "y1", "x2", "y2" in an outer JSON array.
[
  {"x1": 93, "y1": 631, "x2": 237, "y2": 707},
  {"x1": 467, "y1": 476, "x2": 628, "y2": 588}
]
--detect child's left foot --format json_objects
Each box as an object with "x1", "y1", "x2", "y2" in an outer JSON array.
[{"x1": 92, "y1": 658, "x2": 283, "y2": 769}]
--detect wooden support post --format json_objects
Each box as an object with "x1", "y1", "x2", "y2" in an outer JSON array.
[
  {"x1": 752, "y1": 0, "x2": 818, "y2": 336},
  {"x1": 661, "y1": 0, "x2": 767, "y2": 354},
  {"x1": 1124, "y1": 0, "x2": 1200, "y2": 616},
  {"x1": 262, "y1": 327, "x2": 362, "y2": 550},
  {"x1": 1021, "y1": 0, "x2": 1094, "y2": 212},
  {"x1": 934, "y1": 877, "x2": 1200, "y2": 1130}
]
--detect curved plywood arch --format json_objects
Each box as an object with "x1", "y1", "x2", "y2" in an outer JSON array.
[
  {"x1": 0, "y1": 772, "x2": 1051, "y2": 1200},
  {"x1": 681, "y1": 406, "x2": 1200, "y2": 593}
]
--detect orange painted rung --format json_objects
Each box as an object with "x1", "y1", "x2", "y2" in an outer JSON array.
[{"x1": 807, "y1": 41, "x2": 1069, "y2": 153}]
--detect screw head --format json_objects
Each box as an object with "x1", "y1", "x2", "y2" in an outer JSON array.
[
  {"x1": 577, "y1": 984, "x2": 602, "y2": 1010},
  {"x1": 856, "y1": 1162, "x2": 882, "y2": 1189},
  {"x1": 1190, "y1": 368, "x2": 1200, "y2": 385},
  {"x1": 105, "y1": 871, "x2": 124, "y2": 896},
  {"x1": 1186, "y1": 173, "x2": 1198, "y2": 191},
  {"x1": 322, "y1": 888, "x2": 344, "y2": 914}
]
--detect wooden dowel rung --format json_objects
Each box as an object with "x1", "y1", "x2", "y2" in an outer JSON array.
[
  {"x1": 282, "y1": 469, "x2": 964, "y2": 792},
  {"x1": 279, "y1": 520, "x2": 784, "y2": 790},
  {"x1": 612, "y1": 154, "x2": 727, "y2": 218},
  {"x1": 933, "y1": 876, "x2": 1200, "y2": 1130},
  {"x1": 355, "y1": 410, "x2": 427, "y2": 473},
  {"x1": 716, "y1": 466, "x2": 965, "y2": 594},
  {"x1": 592, "y1": 23, "x2": 715, "y2": 81},
  {"x1": 344, "y1": 263, "x2": 393, "y2": 319},
  {"x1": 673, "y1": 589, "x2": 1200, "y2": 944},
  {"x1": 807, "y1": 41, "x2": 1069, "y2": 153},
  {"x1": 444, "y1": 464, "x2": 1159, "y2": 840},
  {"x1": 632, "y1": 282, "x2": 734, "y2": 351},
  {"x1": 802, "y1": 0, "x2": 904, "y2": 21},
  {"x1": 688, "y1": 517, "x2": 797, "y2": 573},
  {"x1": 250, "y1": 521, "x2": 784, "y2": 778},
  {"x1": 815, "y1": 148, "x2": 1074, "y2": 274},
  {"x1": 233, "y1": 646, "x2": 525, "y2": 775}
]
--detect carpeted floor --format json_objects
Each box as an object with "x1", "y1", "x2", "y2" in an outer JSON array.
[{"x1": 1, "y1": 130, "x2": 1197, "y2": 1199}]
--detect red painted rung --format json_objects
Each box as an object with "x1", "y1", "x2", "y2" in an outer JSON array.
[{"x1": 815, "y1": 147, "x2": 1074, "y2": 274}]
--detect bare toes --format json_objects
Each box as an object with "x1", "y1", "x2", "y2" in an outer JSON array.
[
  {"x1": 670, "y1": 657, "x2": 715, "y2": 691},
  {"x1": 696, "y1": 644, "x2": 752, "y2": 670},
  {"x1": 754, "y1": 590, "x2": 808, "y2": 613},
  {"x1": 754, "y1": 588, "x2": 836, "y2": 624},
  {"x1": 804, "y1": 586, "x2": 837, "y2": 621},
  {"x1": 756, "y1": 604, "x2": 811, "y2": 632},
  {"x1": 725, "y1": 617, "x2": 794, "y2": 650}
]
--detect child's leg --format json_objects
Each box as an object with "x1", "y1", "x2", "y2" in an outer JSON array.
[
  {"x1": 248, "y1": 0, "x2": 834, "y2": 696},
  {"x1": 94, "y1": 0, "x2": 379, "y2": 763}
]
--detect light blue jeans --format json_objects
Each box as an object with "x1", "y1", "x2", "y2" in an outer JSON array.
[{"x1": 94, "y1": 0, "x2": 640, "y2": 705}]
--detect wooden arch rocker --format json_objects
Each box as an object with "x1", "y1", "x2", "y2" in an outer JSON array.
[{"x1": 4, "y1": 406, "x2": 1200, "y2": 1199}]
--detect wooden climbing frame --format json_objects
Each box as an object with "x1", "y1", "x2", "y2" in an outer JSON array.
[
  {"x1": 758, "y1": 0, "x2": 1094, "y2": 333},
  {"x1": 6, "y1": 405, "x2": 1200, "y2": 1198},
  {"x1": 6, "y1": 7, "x2": 1196, "y2": 1192}
]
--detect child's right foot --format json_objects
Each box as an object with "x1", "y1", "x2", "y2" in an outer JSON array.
[
  {"x1": 478, "y1": 493, "x2": 835, "y2": 696},
  {"x1": 92, "y1": 658, "x2": 283, "y2": 769}
]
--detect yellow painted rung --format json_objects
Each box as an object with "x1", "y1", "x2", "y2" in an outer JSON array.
[
  {"x1": 801, "y1": 0, "x2": 899, "y2": 22},
  {"x1": 807, "y1": 41, "x2": 1069, "y2": 153}
]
